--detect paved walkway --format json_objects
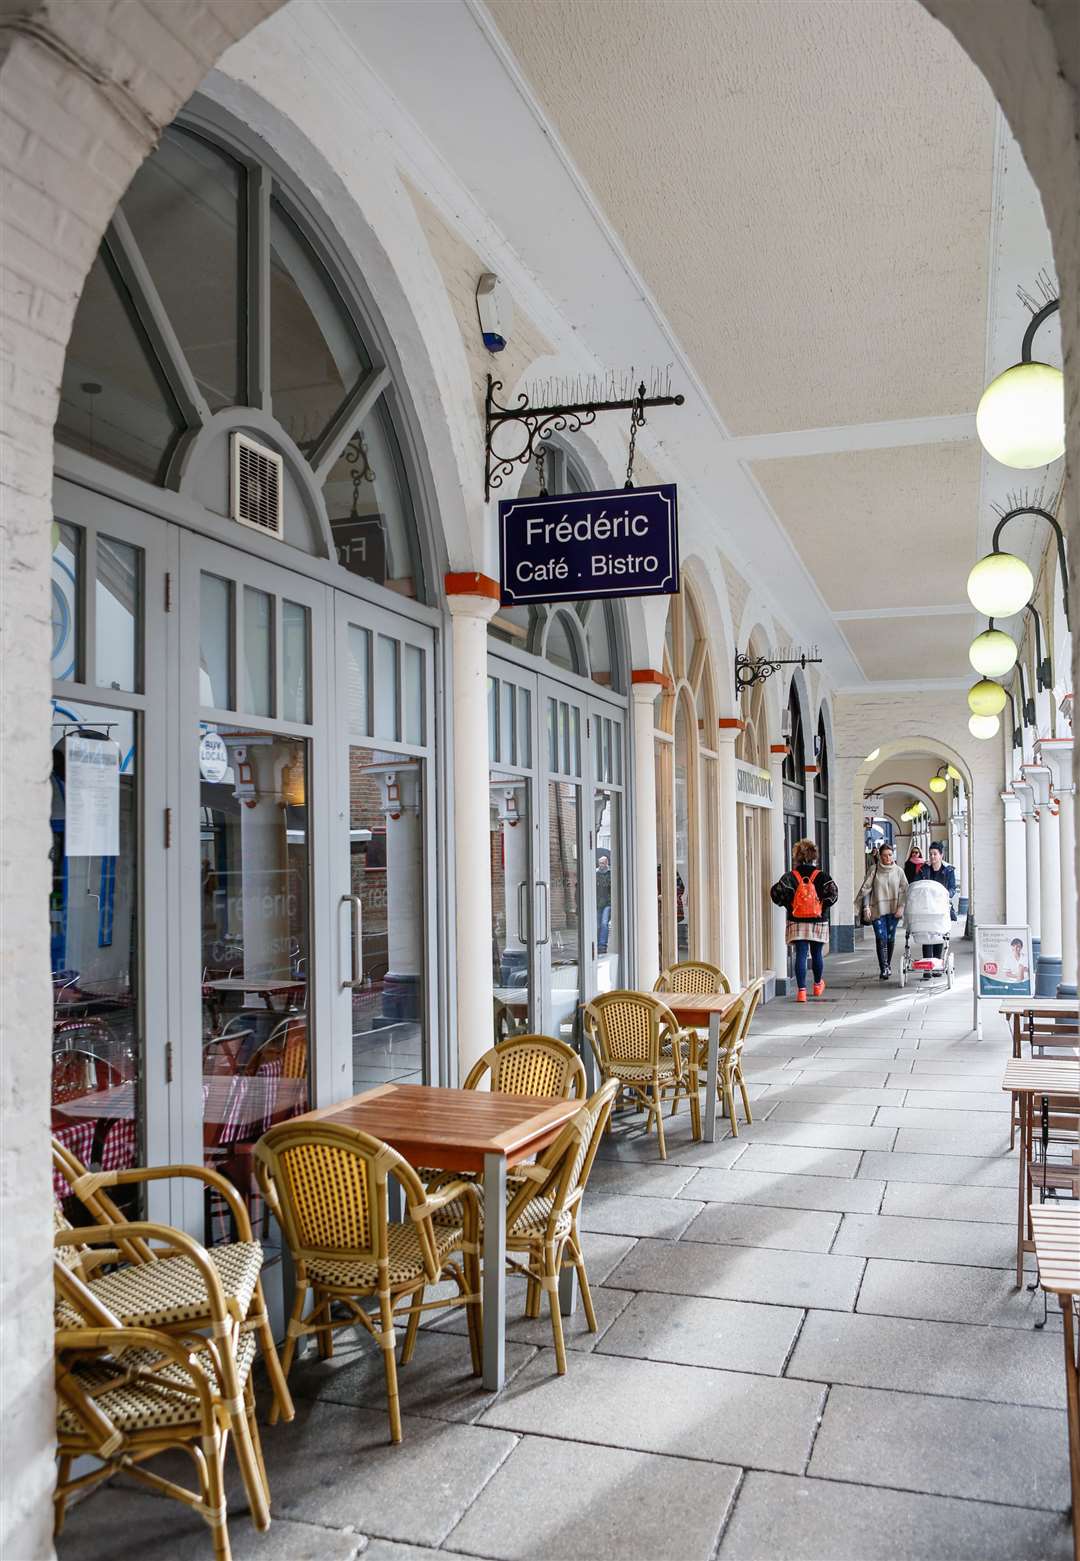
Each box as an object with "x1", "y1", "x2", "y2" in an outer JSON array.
[{"x1": 59, "y1": 941, "x2": 1074, "y2": 1560}]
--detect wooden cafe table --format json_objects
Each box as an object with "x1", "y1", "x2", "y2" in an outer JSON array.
[
  {"x1": 1029, "y1": 1202, "x2": 1080, "y2": 1561},
  {"x1": 1001, "y1": 1057, "x2": 1080, "y2": 1285},
  {"x1": 296, "y1": 1082, "x2": 581, "y2": 1389},
  {"x1": 1000, "y1": 995, "x2": 1080, "y2": 1058},
  {"x1": 656, "y1": 991, "x2": 743, "y2": 1142}
]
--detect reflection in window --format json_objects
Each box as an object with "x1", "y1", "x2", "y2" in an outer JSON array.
[
  {"x1": 595, "y1": 790, "x2": 621, "y2": 991},
  {"x1": 323, "y1": 396, "x2": 423, "y2": 598},
  {"x1": 199, "y1": 574, "x2": 232, "y2": 710},
  {"x1": 545, "y1": 610, "x2": 583, "y2": 676},
  {"x1": 52, "y1": 523, "x2": 81, "y2": 683},
  {"x1": 122, "y1": 127, "x2": 243, "y2": 412},
  {"x1": 95, "y1": 537, "x2": 141, "y2": 693}
]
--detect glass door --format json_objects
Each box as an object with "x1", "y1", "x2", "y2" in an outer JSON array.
[
  {"x1": 488, "y1": 663, "x2": 537, "y2": 1036},
  {"x1": 589, "y1": 702, "x2": 626, "y2": 996},
  {"x1": 334, "y1": 592, "x2": 437, "y2": 1095},
  {"x1": 539, "y1": 679, "x2": 587, "y2": 1043}
]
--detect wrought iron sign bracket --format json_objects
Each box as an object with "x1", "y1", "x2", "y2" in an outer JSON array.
[
  {"x1": 735, "y1": 647, "x2": 821, "y2": 697},
  {"x1": 484, "y1": 370, "x2": 684, "y2": 501}
]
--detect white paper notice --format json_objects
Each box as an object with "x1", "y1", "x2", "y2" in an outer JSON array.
[{"x1": 65, "y1": 736, "x2": 120, "y2": 857}]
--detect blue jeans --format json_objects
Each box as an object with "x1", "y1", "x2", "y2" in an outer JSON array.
[
  {"x1": 793, "y1": 940, "x2": 824, "y2": 992},
  {"x1": 597, "y1": 903, "x2": 611, "y2": 954},
  {"x1": 874, "y1": 913, "x2": 898, "y2": 971}
]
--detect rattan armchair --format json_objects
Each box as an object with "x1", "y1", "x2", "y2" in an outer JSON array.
[
  {"x1": 581, "y1": 991, "x2": 699, "y2": 1157},
  {"x1": 687, "y1": 978, "x2": 764, "y2": 1136},
  {"x1": 53, "y1": 1225, "x2": 270, "y2": 1560},
  {"x1": 51, "y1": 1136, "x2": 293, "y2": 1424},
  {"x1": 654, "y1": 961, "x2": 731, "y2": 995},
  {"x1": 465, "y1": 1033, "x2": 587, "y2": 1098},
  {"x1": 254, "y1": 1121, "x2": 482, "y2": 1444}
]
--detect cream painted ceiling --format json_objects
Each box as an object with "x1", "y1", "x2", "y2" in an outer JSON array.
[{"x1": 482, "y1": 0, "x2": 1009, "y2": 685}]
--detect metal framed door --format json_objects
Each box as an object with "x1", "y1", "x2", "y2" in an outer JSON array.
[
  {"x1": 488, "y1": 660, "x2": 540, "y2": 1035},
  {"x1": 536, "y1": 677, "x2": 589, "y2": 1042},
  {"x1": 333, "y1": 590, "x2": 439, "y2": 1098}
]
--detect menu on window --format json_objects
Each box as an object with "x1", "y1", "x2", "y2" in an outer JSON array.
[{"x1": 65, "y1": 735, "x2": 120, "y2": 857}]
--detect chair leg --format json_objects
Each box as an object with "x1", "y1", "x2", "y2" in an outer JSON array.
[
  {"x1": 252, "y1": 1279, "x2": 294, "y2": 1423},
  {"x1": 315, "y1": 1297, "x2": 333, "y2": 1361},
  {"x1": 461, "y1": 1255, "x2": 483, "y2": 1377},
  {"x1": 53, "y1": 1457, "x2": 72, "y2": 1537},
  {"x1": 544, "y1": 1243, "x2": 568, "y2": 1374},
  {"x1": 228, "y1": 1384, "x2": 270, "y2": 1532},
  {"x1": 378, "y1": 1289, "x2": 403, "y2": 1443},
  {"x1": 401, "y1": 1283, "x2": 424, "y2": 1364},
  {"x1": 688, "y1": 1077, "x2": 702, "y2": 1141},
  {"x1": 653, "y1": 1086, "x2": 668, "y2": 1160},
  {"x1": 737, "y1": 1066, "x2": 753, "y2": 1126},
  {"x1": 202, "y1": 1429, "x2": 232, "y2": 1561},
  {"x1": 271, "y1": 1281, "x2": 308, "y2": 1426},
  {"x1": 245, "y1": 1382, "x2": 271, "y2": 1505},
  {"x1": 525, "y1": 1273, "x2": 542, "y2": 1319},
  {"x1": 569, "y1": 1223, "x2": 597, "y2": 1333},
  {"x1": 724, "y1": 1078, "x2": 738, "y2": 1136}
]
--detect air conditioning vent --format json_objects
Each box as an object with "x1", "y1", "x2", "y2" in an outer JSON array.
[{"x1": 230, "y1": 433, "x2": 284, "y2": 538}]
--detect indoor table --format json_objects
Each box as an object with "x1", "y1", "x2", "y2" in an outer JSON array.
[
  {"x1": 656, "y1": 990, "x2": 742, "y2": 1143},
  {"x1": 296, "y1": 1081, "x2": 581, "y2": 1389},
  {"x1": 1030, "y1": 1202, "x2": 1080, "y2": 1561},
  {"x1": 1001, "y1": 1057, "x2": 1080, "y2": 1284},
  {"x1": 203, "y1": 978, "x2": 305, "y2": 1012}
]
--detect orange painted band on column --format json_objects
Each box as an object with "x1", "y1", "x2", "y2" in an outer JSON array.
[
  {"x1": 770, "y1": 743, "x2": 790, "y2": 755},
  {"x1": 804, "y1": 764, "x2": 819, "y2": 774},
  {"x1": 444, "y1": 572, "x2": 500, "y2": 601},
  {"x1": 718, "y1": 718, "x2": 745, "y2": 731},
  {"x1": 631, "y1": 669, "x2": 673, "y2": 691}
]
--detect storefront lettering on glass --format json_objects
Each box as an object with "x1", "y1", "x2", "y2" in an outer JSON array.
[
  {"x1": 735, "y1": 759, "x2": 773, "y2": 808},
  {"x1": 331, "y1": 515, "x2": 387, "y2": 585},
  {"x1": 499, "y1": 484, "x2": 679, "y2": 605}
]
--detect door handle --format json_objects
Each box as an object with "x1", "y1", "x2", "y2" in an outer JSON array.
[
  {"x1": 516, "y1": 879, "x2": 528, "y2": 945},
  {"x1": 536, "y1": 880, "x2": 550, "y2": 946},
  {"x1": 341, "y1": 894, "x2": 364, "y2": 989}
]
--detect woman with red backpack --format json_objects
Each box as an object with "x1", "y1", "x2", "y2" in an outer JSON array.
[{"x1": 770, "y1": 838, "x2": 839, "y2": 1002}]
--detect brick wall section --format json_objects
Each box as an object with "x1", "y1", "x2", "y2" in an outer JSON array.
[{"x1": 0, "y1": 4, "x2": 284, "y2": 1555}]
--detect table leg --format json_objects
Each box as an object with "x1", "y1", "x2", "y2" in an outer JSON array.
[
  {"x1": 558, "y1": 1261, "x2": 579, "y2": 1316},
  {"x1": 1016, "y1": 1094, "x2": 1028, "y2": 1289},
  {"x1": 1060, "y1": 1298, "x2": 1080, "y2": 1561},
  {"x1": 387, "y1": 1177, "x2": 404, "y2": 1225},
  {"x1": 482, "y1": 1152, "x2": 506, "y2": 1391},
  {"x1": 704, "y1": 1011, "x2": 720, "y2": 1144}
]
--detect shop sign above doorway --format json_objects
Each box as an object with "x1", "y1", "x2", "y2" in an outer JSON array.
[
  {"x1": 735, "y1": 759, "x2": 773, "y2": 808},
  {"x1": 499, "y1": 483, "x2": 679, "y2": 606}
]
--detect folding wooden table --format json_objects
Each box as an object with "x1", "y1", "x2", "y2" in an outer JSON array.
[
  {"x1": 1001, "y1": 1057, "x2": 1080, "y2": 1285},
  {"x1": 1030, "y1": 1202, "x2": 1080, "y2": 1561},
  {"x1": 297, "y1": 1082, "x2": 582, "y2": 1389},
  {"x1": 658, "y1": 991, "x2": 742, "y2": 1143}
]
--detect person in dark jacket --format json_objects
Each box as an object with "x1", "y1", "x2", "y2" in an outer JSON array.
[
  {"x1": 918, "y1": 841, "x2": 957, "y2": 973},
  {"x1": 771, "y1": 838, "x2": 838, "y2": 1002},
  {"x1": 903, "y1": 846, "x2": 924, "y2": 883}
]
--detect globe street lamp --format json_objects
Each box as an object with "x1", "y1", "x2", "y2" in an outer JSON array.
[{"x1": 976, "y1": 297, "x2": 1064, "y2": 469}]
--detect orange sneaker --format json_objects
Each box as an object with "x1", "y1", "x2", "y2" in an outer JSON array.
[
  {"x1": 796, "y1": 989, "x2": 808, "y2": 1003},
  {"x1": 813, "y1": 980, "x2": 826, "y2": 997}
]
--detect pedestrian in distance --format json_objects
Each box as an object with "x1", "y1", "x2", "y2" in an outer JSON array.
[
  {"x1": 857, "y1": 840, "x2": 907, "y2": 979},
  {"x1": 903, "y1": 845, "x2": 924, "y2": 884},
  {"x1": 771, "y1": 838, "x2": 838, "y2": 1003}
]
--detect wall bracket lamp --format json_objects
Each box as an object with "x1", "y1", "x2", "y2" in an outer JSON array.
[{"x1": 990, "y1": 494, "x2": 1070, "y2": 631}]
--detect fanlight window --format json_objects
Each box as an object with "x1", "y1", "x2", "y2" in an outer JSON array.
[{"x1": 56, "y1": 119, "x2": 426, "y2": 601}]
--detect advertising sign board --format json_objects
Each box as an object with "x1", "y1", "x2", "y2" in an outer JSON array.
[
  {"x1": 735, "y1": 759, "x2": 773, "y2": 808},
  {"x1": 499, "y1": 483, "x2": 678, "y2": 606}
]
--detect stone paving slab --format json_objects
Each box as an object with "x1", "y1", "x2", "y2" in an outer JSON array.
[
  {"x1": 761, "y1": 1086, "x2": 909, "y2": 1106},
  {"x1": 832, "y1": 1213, "x2": 1015, "y2": 1268},
  {"x1": 906, "y1": 1056, "x2": 1008, "y2": 1074},
  {"x1": 729, "y1": 1119, "x2": 897, "y2": 1150},
  {"x1": 732, "y1": 1142, "x2": 864, "y2": 1178},
  {"x1": 449, "y1": 1434, "x2": 741, "y2": 1561},
  {"x1": 606, "y1": 1236, "x2": 864, "y2": 1310},
  {"x1": 586, "y1": 1161, "x2": 700, "y2": 1198},
  {"x1": 779, "y1": 1065, "x2": 893, "y2": 1086},
  {"x1": 808, "y1": 1384, "x2": 1071, "y2": 1509},
  {"x1": 579, "y1": 1192, "x2": 704, "y2": 1239},
  {"x1": 873, "y1": 1105, "x2": 1014, "y2": 1133},
  {"x1": 715, "y1": 1471, "x2": 1075, "y2": 1561},
  {"x1": 892, "y1": 1125, "x2": 1014, "y2": 1156},
  {"x1": 480, "y1": 1350, "x2": 825, "y2": 1474},
  {"x1": 894, "y1": 1090, "x2": 1009, "y2": 1113},
  {"x1": 578, "y1": 1231, "x2": 639, "y2": 1284},
  {"x1": 685, "y1": 1166, "x2": 885, "y2": 1213},
  {"x1": 363, "y1": 1542, "x2": 488, "y2": 1561},
  {"x1": 880, "y1": 1181, "x2": 1015, "y2": 1223},
  {"x1": 436, "y1": 1284, "x2": 632, "y2": 1355},
  {"x1": 857, "y1": 1150, "x2": 1016, "y2": 1186},
  {"x1": 683, "y1": 1201, "x2": 841, "y2": 1253},
  {"x1": 596, "y1": 1289, "x2": 804, "y2": 1375},
  {"x1": 855, "y1": 1258, "x2": 1047, "y2": 1329},
  {"x1": 787, "y1": 1309, "x2": 1065, "y2": 1407},
  {"x1": 767, "y1": 1100, "x2": 880, "y2": 1125}
]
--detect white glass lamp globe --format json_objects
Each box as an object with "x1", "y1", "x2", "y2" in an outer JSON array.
[
  {"x1": 968, "y1": 713, "x2": 1000, "y2": 739},
  {"x1": 976, "y1": 361, "x2": 1065, "y2": 469},
  {"x1": 969, "y1": 628, "x2": 1018, "y2": 678},
  {"x1": 929, "y1": 776, "x2": 947, "y2": 793},
  {"x1": 967, "y1": 552, "x2": 1034, "y2": 618},
  {"x1": 968, "y1": 679, "x2": 1007, "y2": 717},
  {"x1": 946, "y1": 765, "x2": 963, "y2": 783}
]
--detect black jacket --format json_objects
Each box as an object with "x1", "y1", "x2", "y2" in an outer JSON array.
[{"x1": 770, "y1": 864, "x2": 838, "y2": 923}]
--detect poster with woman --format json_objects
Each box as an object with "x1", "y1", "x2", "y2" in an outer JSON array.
[{"x1": 974, "y1": 925, "x2": 1034, "y2": 997}]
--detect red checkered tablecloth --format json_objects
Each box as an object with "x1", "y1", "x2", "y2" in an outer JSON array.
[{"x1": 52, "y1": 1120, "x2": 95, "y2": 1199}]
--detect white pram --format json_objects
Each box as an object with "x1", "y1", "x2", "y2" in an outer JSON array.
[{"x1": 899, "y1": 879, "x2": 955, "y2": 988}]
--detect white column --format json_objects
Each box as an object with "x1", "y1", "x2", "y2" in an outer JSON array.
[
  {"x1": 1039, "y1": 739, "x2": 1077, "y2": 996},
  {"x1": 716, "y1": 725, "x2": 742, "y2": 986},
  {"x1": 1012, "y1": 777, "x2": 1042, "y2": 957},
  {"x1": 1025, "y1": 763, "x2": 1061, "y2": 996},
  {"x1": 447, "y1": 587, "x2": 500, "y2": 1078},
  {"x1": 768, "y1": 748, "x2": 787, "y2": 989},
  {"x1": 1001, "y1": 790, "x2": 1028, "y2": 927},
  {"x1": 958, "y1": 814, "x2": 970, "y2": 920},
  {"x1": 630, "y1": 678, "x2": 662, "y2": 989}
]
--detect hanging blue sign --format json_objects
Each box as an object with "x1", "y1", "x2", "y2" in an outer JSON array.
[{"x1": 499, "y1": 483, "x2": 679, "y2": 606}]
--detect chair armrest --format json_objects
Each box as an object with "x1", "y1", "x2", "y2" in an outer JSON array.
[
  {"x1": 87, "y1": 1163, "x2": 255, "y2": 1242},
  {"x1": 54, "y1": 1221, "x2": 230, "y2": 1324},
  {"x1": 414, "y1": 1178, "x2": 481, "y2": 1219}
]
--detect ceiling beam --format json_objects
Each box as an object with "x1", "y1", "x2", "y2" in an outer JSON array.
[{"x1": 727, "y1": 413, "x2": 976, "y2": 464}]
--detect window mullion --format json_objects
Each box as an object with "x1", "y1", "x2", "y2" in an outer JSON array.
[
  {"x1": 310, "y1": 365, "x2": 390, "y2": 482},
  {"x1": 247, "y1": 162, "x2": 271, "y2": 413},
  {"x1": 106, "y1": 210, "x2": 210, "y2": 429}
]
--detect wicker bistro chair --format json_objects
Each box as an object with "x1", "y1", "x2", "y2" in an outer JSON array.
[
  {"x1": 434, "y1": 1080, "x2": 618, "y2": 1373},
  {"x1": 581, "y1": 991, "x2": 699, "y2": 1158},
  {"x1": 654, "y1": 961, "x2": 731, "y2": 996},
  {"x1": 465, "y1": 1033, "x2": 587, "y2": 1099},
  {"x1": 254, "y1": 1121, "x2": 483, "y2": 1444},
  {"x1": 51, "y1": 1137, "x2": 294, "y2": 1425},
  {"x1": 53, "y1": 1226, "x2": 270, "y2": 1560},
  {"x1": 686, "y1": 978, "x2": 764, "y2": 1137}
]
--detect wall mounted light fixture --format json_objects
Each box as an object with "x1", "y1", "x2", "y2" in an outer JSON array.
[{"x1": 976, "y1": 281, "x2": 1064, "y2": 469}]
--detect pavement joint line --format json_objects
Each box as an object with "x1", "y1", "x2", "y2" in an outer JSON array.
[
  {"x1": 708, "y1": 1466, "x2": 748, "y2": 1561},
  {"x1": 801, "y1": 1381, "x2": 831, "y2": 1476}
]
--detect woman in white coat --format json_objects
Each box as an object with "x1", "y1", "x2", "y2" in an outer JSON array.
[{"x1": 858, "y1": 842, "x2": 908, "y2": 979}]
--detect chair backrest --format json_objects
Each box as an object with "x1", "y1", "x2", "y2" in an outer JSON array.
[
  {"x1": 464, "y1": 1034, "x2": 586, "y2": 1099},
  {"x1": 506, "y1": 1080, "x2": 618, "y2": 1231},
  {"x1": 726, "y1": 978, "x2": 765, "y2": 1062},
  {"x1": 654, "y1": 962, "x2": 731, "y2": 996},
  {"x1": 51, "y1": 1136, "x2": 152, "y2": 1266},
  {"x1": 255, "y1": 1121, "x2": 444, "y2": 1283},
  {"x1": 582, "y1": 990, "x2": 680, "y2": 1072},
  {"x1": 251, "y1": 1015, "x2": 308, "y2": 1081},
  {"x1": 51, "y1": 1045, "x2": 120, "y2": 1105}
]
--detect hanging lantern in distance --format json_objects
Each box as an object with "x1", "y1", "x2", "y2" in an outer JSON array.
[
  {"x1": 946, "y1": 765, "x2": 963, "y2": 782},
  {"x1": 968, "y1": 713, "x2": 1000, "y2": 739},
  {"x1": 969, "y1": 628, "x2": 1018, "y2": 678},
  {"x1": 968, "y1": 679, "x2": 1007, "y2": 717},
  {"x1": 976, "y1": 360, "x2": 1065, "y2": 469},
  {"x1": 967, "y1": 552, "x2": 1034, "y2": 618},
  {"x1": 929, "y1": 776, "x2": 947, "y2": 793}
]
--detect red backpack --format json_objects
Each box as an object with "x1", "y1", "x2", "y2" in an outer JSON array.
[{"x1": 791, "y1": 869, "x2": 823, "y2": 919}]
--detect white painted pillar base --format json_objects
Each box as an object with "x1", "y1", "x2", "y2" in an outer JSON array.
[
  {"x1": 716, "y1": 725, "x2": 742, "y2": 987},
  {"x1": 447, "y1": 586, "x2": 500, "y2": 1079},
  {"x1": 1039, "y1": 739, "x2": 1077, "y2": 996},
  {"x1": 630, "y1": 678, "x2": 662, "y2": 990},
  {"x1": 1001, "y1": 790, "x2": 1028, "y2": 927}
]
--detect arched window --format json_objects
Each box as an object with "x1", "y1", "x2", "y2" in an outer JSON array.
[
  {"x1": 814, "y1": 710, "x2": 830, "y2": 868},
  {"x1": 781, "y1": 682, "x2": 807, "y2": 867},
  {"x1": 56, "y1": 118, "x2": 429, "y2": 600},
  {"x1": 655, "y1": 577, "x2": 720, "y2": 968},
  {"x1": 736, "y1": 634, "x2": 771, "y2": 981}
]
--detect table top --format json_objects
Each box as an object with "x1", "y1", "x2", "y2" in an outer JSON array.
[
  {"x1": 296, "y1": 1082, "x2": 581, "y2": 1174},
  {"x1": 204, "y1": 978, "x2": 305, "y2": 994},
  {"x1": 658, "y1": 991, "x2": 741, "y2": 1022},
  {"x1": 1030, "y1": 1203, "x2": 1080, "y2": 1297},
  {"x1": 999, "y1": 996, "x2": 1079, "y2": 1016},
  {"x1": 1001, "y1": 1057, "x2": 1080, "y2": 1096}
]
